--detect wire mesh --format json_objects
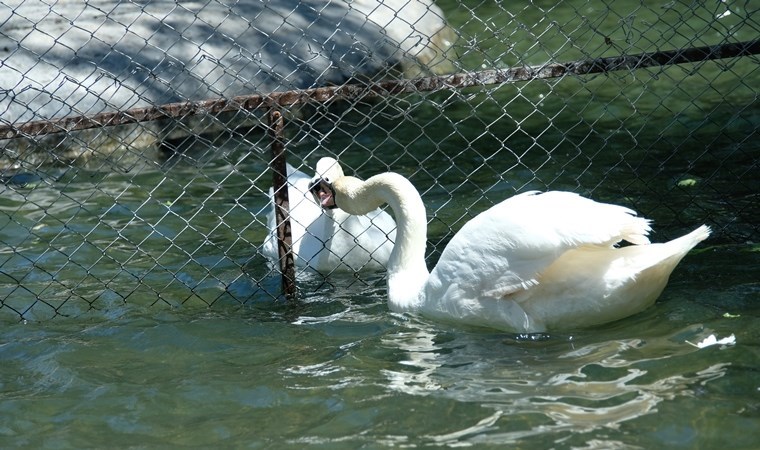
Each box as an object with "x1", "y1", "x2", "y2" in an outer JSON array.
[{"x1": 0, "y1": 0, "x2": 757, "y2": 321}]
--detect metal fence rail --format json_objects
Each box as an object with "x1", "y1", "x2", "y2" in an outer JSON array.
[
  {"x1": 0, "y1": 0, "x2": 757, "y2": 321},
  {"x1": 4, "y1": 40, "x2": 758, "y2": 140}
]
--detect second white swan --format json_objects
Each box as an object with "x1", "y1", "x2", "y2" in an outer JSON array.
[
  {"x1": 309, "y1": 157, "x2": 710, "y2": 332},
  {"x1": 262, "y1": 163, "x2": 396, "y2": 272}
]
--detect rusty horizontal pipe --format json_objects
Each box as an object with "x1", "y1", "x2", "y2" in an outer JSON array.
[{"x1": 1, "y1": 39, "x2": 758, "y2": 140}]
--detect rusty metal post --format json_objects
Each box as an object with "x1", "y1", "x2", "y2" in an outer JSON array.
[{"x1": 267, "y1": 108, "x2": 297, "y2": 299}]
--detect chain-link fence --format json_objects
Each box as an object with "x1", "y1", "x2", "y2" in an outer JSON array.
[{"x1": 0, "y1": 0, "x2": 757, "y2": 321}]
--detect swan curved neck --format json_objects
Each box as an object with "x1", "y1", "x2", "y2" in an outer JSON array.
[{"x1": 339, "y1": 173, "x2": 429, "y2": 310}]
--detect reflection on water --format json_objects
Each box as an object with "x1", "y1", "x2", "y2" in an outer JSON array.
[
  {"x1": 373, "y1": 319, "x2": 737, "y2": 446},
  {"x1": 382, "y1": 324, "x2": 445, "y2": 394}
]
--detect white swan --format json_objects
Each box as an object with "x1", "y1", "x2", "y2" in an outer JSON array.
[
  {"x1": 262, "y1": 163, "x2": 396, "y2": 272},
  {"x1": 310, "y1": 157, "x2": 711, "y2": 332}
]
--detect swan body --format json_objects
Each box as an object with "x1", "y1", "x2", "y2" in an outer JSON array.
[
  {"x1": 311, "y1": 157, "x2": 710, "y2": 332},
  {"x1": 262, "y1": 164, "x2": 396, "y2": 272}
]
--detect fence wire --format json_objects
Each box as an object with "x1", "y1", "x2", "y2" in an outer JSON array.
[{"x1": 0, "y1": 0, "x2": 757, "y2": 321}]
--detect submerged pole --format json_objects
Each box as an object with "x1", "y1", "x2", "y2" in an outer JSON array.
[{"x1": 267, "y1": 108, "x2": 297, "y2": 299}]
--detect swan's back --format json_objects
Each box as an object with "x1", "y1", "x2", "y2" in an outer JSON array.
[{"x1": 427, "y1": 191, "x2": 651, "y2": 299}]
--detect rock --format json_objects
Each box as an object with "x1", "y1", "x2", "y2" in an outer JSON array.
[{"x1": 0, "y1": 0, "x2": 454, "y2": 168}]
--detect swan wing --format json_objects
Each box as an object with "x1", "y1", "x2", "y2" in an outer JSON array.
[{"x1": 428, "y1": 191, "x2": 652, "y2": 299}]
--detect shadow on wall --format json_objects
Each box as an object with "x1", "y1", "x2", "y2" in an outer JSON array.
[{"x1": 0, "y1": 0, "x2": 456, "y2": 167}]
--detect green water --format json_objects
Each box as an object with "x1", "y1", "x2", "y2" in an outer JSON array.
[{"x1": 1, "y1": 0, "x2": 759, "y2": 447}]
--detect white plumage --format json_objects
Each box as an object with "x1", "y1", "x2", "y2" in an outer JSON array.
[
  {"x1": 262, "y1": 164, "x2": 396, "y2": 272},
  {"x1": 311, "y1": 157, "x2": 710, "y2": 332}
]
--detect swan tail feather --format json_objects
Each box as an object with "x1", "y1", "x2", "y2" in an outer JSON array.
[
  {"x1": 617, "y1": 224, "x2": 711, "y2": 276},
  {"x1": 668, "y1": 224, "x2": 711, "y2": 251}
]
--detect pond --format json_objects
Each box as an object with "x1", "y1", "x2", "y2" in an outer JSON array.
[{"x1": 1, "y1": 0, "x2": 758, "y2": 448}]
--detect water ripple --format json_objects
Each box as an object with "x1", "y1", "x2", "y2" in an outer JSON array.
[{"x1": 375, "y1": 321, "x2": 733, "y2": 445}]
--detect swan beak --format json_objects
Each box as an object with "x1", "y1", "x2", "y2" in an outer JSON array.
[{"x1": 309, "y1": 178, "x2": 338, "y2": 210}]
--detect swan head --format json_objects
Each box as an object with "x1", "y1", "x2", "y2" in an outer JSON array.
[
  {"x1": 309, "y1": 157, "x2": 382, "y2": 215},
  {"x1": 309, "y1": 157, "x2": 342, "y2": 210}
]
